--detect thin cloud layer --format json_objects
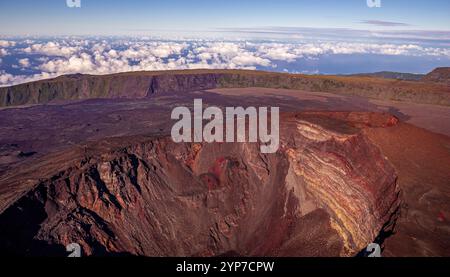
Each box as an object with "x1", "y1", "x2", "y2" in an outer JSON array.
[{"x1": 360, "y1": 20, "x2": 412, "y2": 27}]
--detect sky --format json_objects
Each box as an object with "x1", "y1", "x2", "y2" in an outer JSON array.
[
  {"x1": 0, "y1": 1, "x2": 449, "y2": 86},
  {"x1": 0, "y1": 0, "x2": 449, "y2": 36}
]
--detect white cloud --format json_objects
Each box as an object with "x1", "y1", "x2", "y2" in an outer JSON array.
[
  {"x1": 150, "y1": 43, "x2": 187, "y2": 58},
  {"x1": 118, "y1": 42, "x2": 187, "y2": 60},
  {"x1": 0, "y1": 71, "x2": 14, "y2": 84},
  {"x1": 24, "y1": 41, "x2": 80, "y2": 57},
  {"x1": 107, "y1": 49, "x2": 118, "y2": 58},
  {"x1": 40, "y1": 53, "x2": 94, "y2": 74},
  {"x1": 0, "y1": 70, "x2": 57, "y2": 87},
  {"x1": 18, "y1": 58, "x2": 30, "y2": 68},
  {"x1": 197, "y1": 52, "x2": 213, "y2": 61},
  {"x1": 231, "y1": 52, "x2": 271, "y2": 67},
  {"x1": 0, "y1": 40, "x2": 16, "y2": 48},
  {"x1": 285, "y1": 42, "x2": 450, "y2": 57},
  {"x1": 0, "y1": 49, "x2": 8, "y2": 56},
  {"x1": 257, "y1": 44, "x2": 299, "y2": 62},
  {"x1": 1, "y1": 37, "x2": 450, "y2": 87},
  {"x1": 196, "y1": 42, "x2": 241, "y2": 58},
  {"x1": 192, "y1": 42, "x2": 273, "y2": 68}
]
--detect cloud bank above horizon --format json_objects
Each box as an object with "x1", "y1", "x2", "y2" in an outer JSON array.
[{"x1": 0, "y1": 36, "x2": 449, "y2": 87}]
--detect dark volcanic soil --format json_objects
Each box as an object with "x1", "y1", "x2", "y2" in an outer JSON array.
[{"x1": 2, "y1": 87, "x2": 449, "y2": 175}]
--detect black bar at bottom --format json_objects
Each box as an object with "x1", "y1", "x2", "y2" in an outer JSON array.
[{"x1": 2, "y1": 257, "x2": 449, "y2": 276}]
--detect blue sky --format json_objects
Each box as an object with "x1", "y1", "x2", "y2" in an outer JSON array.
[
  {"x1": 0, "y1": 0, "x2": 449, "y2": 36},
  {"x1": 0, "y1": 1, "x2": 449, "y2": 86}
]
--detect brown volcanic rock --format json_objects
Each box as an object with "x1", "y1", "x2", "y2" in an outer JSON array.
[
  {"x1": 364, "y1": 122, "x2": 450, "y2": 256},
  {"x1": 0, "y1": 71, "x2": 221, "y2": 107},
  {"x1": 0, "y1": 112, "x2": 401, "y2": 256},
  {"x1": 281, "y1": 112, "x2": 400, "y2": 254},
  {"x1": 1, "y1": 69, "x2": 450, "y2": 107},
  {"x1": 422, "y1": 67, "x2": 450, "y2": 86}
]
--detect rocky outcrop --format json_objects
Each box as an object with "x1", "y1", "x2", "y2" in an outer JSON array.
[
  {"x1": 0, "y1": 112, "x2": 401, "y2": 256},
  {"x1": 1, "y1": 69, "x2": 450, "y2": 107},
  {"x1": 282, "y1": 112, "x2": 400, "y2": 254},
  {"x1": 0, "y1": 72, "x2": 221, "y2": 107},
  {"x1": 422, "y1": 67, "x2": 450, "y2": 86}
]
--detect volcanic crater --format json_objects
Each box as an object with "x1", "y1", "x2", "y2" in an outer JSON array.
[{"x1": 0, "y1": 111, "x2": 401, "y2": 257}]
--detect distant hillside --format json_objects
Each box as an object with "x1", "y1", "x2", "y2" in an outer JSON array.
[
  {"x1": 1, "y1": 69, "x2": 450, "y2": 107},
  {"x1": 422, "y1": 67, "x2": 450, "y2": 85},
  {"x1": 346, "y1": 71, "x2": 424, "y2": 81}
]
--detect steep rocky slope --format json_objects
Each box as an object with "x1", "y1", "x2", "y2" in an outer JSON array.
[
  {"x1": 1, "y1": 69, "x2": 450, "y2": 107},
  {"x1": 0, "y1": 112, "x2": 401, "y2": 257},
  {"x1": 365, "y1": 122, "x2": 450, "y2": 256},
  {"x1": 422, "y1": 67, "x2": 450, "y2": 86}
]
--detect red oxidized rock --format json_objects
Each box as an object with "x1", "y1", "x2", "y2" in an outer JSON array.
[{"x1": 0, "y1": 112, "x2": 401, "y2": 257}]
